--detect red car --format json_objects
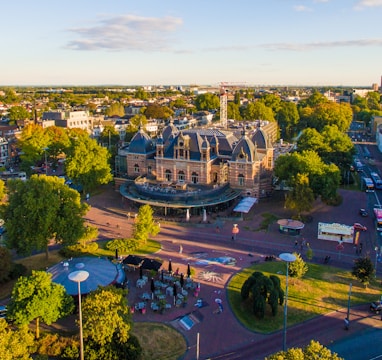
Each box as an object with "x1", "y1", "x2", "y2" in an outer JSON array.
[{"x1": 354, "y1": 223, "x2": 367, "y2": 231}]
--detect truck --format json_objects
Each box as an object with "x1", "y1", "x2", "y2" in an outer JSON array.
[{"x1": 374, "y1": 207, "x2": 382, "y2": 232}]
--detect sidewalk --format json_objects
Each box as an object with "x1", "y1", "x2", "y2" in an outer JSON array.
[{"x1": 86, "y1": 184, "x2": 381, "y2": 360}]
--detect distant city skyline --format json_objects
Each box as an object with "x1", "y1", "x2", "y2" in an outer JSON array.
[{"x1": 1, "y1": 0, "x2": 382, "y2": 87}]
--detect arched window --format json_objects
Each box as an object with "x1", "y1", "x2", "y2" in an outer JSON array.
[
  {"x1": 178, "y1": 170, "x2": 185, "y2": 183},
  {"x1": 165, "y1": 169, "x2": 172, "y2": 182},
  {"x1": 134, "y1": 164, "x2": 139, "y2": 173},
  {"x1": 238, "y1": 174, "x2": 245, "y2": 186},
  {"x1": 148, "y1": 165, "x2": 152, "y2": 175},
  {"x1": 191, "y1": 172, "x2": 198, "y2": 184}
]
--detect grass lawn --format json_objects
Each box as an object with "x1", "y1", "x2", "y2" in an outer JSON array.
[
  {"x1": 132, "y1": 322, "x2": 187, "y2": 360},
  {"x1": 227, "y1": 260, "x2": 382, "y2": 333}
]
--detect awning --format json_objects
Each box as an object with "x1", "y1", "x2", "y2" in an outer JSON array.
[{"x1": 233, "y1": 197, "x2": 258, "y2": 213}]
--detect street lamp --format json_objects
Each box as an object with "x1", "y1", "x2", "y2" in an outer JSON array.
[
  {"x1": 279, "y1": 252, "x2": 296, "y2": 352},
  {"x1": 68, "y1": 270, "x2": 89, "y2": 360}
]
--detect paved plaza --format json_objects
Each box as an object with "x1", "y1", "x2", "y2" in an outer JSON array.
[{"x1": 83, "y1": 183, "x2": 382, "y2": 360}]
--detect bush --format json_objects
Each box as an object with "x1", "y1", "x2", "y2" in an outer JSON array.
[
  {"x1": 288, "y1": 253, "x2": 308, "y2": 278},
  {"x1": 59, "y1": 242, "x2": 99, "y2": 258},
  {"x1": 9, "y1": 263, "x2": 28, "y2": 279},
  {"x1": 35, "y1": 333, "x2": 79, "y2": 358},
  {"x1": 106, "y1": 238, "x2": 139, "y2": 253}
]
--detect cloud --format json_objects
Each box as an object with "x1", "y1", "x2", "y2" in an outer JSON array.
[
  {"x1": 66, "y1": 14, "x2": 183, "y2": 51},
  {"x1": 293, "y1": 5, "x2": 313, "y2": 12},
  {"x1": 354, "y1": 0, "x2": 382, "y2": 9},
  {"x1": 262, "y1": 38, "x2": 382, "y2": 51}
]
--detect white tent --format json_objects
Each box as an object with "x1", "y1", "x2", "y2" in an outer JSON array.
[{"x1": 233, "y1": 197, "x2": 258, "y2": 214}]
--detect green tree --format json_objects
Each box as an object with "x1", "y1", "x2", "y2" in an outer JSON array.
[
  {"x1": 0, "y1": 246, "x2": 12, "y2": 282},
  {"x1": 0, "y1": 318, "x2": 34, "y2": 360},
  {"x1": 105, "y1": 102, "x2": 125, "y2": 117},
  {"x1": 307, "y1": 102, "x2": 353, "y2": 132},
  {"x1": 288, "y1": 252, "x2": 308, "y2": 278},
  {"x1": 277, "y1": 101, "x2": 299, "y2": 140},
  {"x1": 82, "y1": 286, "x2": 142, "y2": 359},
  {"x1": 266, "y1": 340, "x2": 343, "y2": 360},
  {"x1": 194, "y1": 93, "x2": 220, "y2": 111},
  {"x1": 3, "y1": 175, "x2": 89, "y2": 258},
  {"x1": 242, "y1": 101, "x2": 275, "y2": 121},
  {"x1": 0, "y1": 178, "x2": 5, "y2": 200},
  {"x1": 285, "y1": 173, "x2": 314, "y2": 218},
  {"x1": 99, "y1": 125, "x2": 120, "y2": 149},
  {"x1": 144, "y1": 103, "x2": 173, "y2": 119},
  {"x1": 8, "y1": 106, "x2": 30, "y2": 123},
  {"x1": 132, "y1": 204, "x2": 160, "y2": 246},
  {"x1": 227, "y1": 102, "x2": 242, "y2": 121},
  {"x1": 18, "y1": 124, "x2": 50, "y2": 171},
  {"x1": 65, "y1": 134, "x2": 113, "y2": 193},
  {"x1": 241, "y1": 271, "x2": 283, "y2": 319},
  {"x1": 7, "y1": 270, "x2": 74, "y2": 339},
  {"x1": 352, "y1": 256, "x2": 374, "y2": 287}
]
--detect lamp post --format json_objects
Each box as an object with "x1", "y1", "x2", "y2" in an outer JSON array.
[
  {"x1": 68, "y1": 270, "x2": 89, "y2": 360},
  {"x1": 279, "y1": 252, "x2": 296, "y2": 352}
]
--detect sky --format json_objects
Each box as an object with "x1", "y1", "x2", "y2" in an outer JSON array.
[{"x1": 1, "y1": 0, "x2": 382, "y2": 87}]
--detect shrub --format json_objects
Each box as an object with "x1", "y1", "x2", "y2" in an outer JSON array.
[
  {"x1": 9, "y1": 263, "x2": 28, "y2": 279},
  {"x1": 288, "y1": 252, "x2": 308, "y2": 279},
  {"x1": 106, "y1": 238, "x2": 139, "y2": 253}
]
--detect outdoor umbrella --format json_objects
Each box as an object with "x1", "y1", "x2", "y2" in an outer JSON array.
[
  {"x1": 139, "y1": 266, "x2": 143, "y2": 279},
  {"x1": 141, "y1": 258, "x2": 162, "y2": 272},
  {"x1": 168, "y1": 259, "x2": 173, "y2": 274},
  {"x1": 173, "y1": 283, "x2": 177, "y2": 305},
  {"x1": 180, "y1": 273, "x2": 184, "y2": 289},
  {"x1": 151, "y1": 278, "x2": 155, "y2": 299},
  {"x1": 187, "y1": 263, "x2": 191, "y2": 278}
]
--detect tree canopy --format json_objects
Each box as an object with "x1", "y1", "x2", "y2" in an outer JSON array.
[
  {"x1": 352, "y1": 256, "x2": 374, "y2": 287},
  {"x1": 3, "y1": 175, "x2": 89, "y2": 258},
  {"x1": 241, "y1": 271, "x2": 283, "y2": 318},
  {"x1": 132, "y1": 204, "x2": 160, "y2": 245},
  {"x1": 266, "y1": 340, "x2": 343, "y2": 360},
  {"x1": 0, "y1": 318, "x2": 34, "y2": 360},
  {"x1": 7, "y1": 270, "x2": 74, "y2": 339},
  {"x1": 194, "y1": 93, "x2": 220, "y2": 111},
  {"x1": 65, "y1": 132, "x2": 113, "y2": 193}
]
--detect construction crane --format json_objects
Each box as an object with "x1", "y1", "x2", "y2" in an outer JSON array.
[{"x1": 219, "y1": 82, "x2": 247, "y2": 129}]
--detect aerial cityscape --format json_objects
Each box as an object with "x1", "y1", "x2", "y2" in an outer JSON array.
[{"x1": 1, "y1": 0, "x2": 382, "y2": 360}]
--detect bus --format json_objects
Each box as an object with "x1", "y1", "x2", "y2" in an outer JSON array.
[
  {"x1": 0, "y1": 171, "x2": 27, "y2": 182},
  {"x1": 370, "y1": 172, "x2": 382, "y2": 190},
  {"x1": 363, "y1": 177, "x2": 375, "y2": 192},
  {"x1": 374, "y1": 207, "x2": 382, "y2": 232}
]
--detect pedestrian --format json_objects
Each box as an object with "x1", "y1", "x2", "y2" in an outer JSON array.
[
  {"x1": 179, "y1": 245, "x2": 183, "y2": 254},
  {"x1": 294, "y1": 240, "x2": 298, "y2": 248},
  {"x1": 359, "y1": 243, "x2": 363, "y2": 254},
  {"x1": 231, "y1": 235, "x2": 234, "y2": 241},
  {"x1": 86, "y1": 193, "x2": 90, "y2": 201},
  {"x1": 216, "y1": 225, "x2": 220, "y2": 233}
]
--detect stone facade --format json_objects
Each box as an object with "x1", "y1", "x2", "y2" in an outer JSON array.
[{"x1": 120, "y1": 122, "x2": 275, "y2": 198}]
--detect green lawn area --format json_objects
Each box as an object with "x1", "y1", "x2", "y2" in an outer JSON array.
[{"x1": 227, "y1": 260, "x2": 382, "y2": 333}]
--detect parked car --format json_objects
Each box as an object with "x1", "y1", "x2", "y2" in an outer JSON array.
[
  {"x1": 0, "y1": 305, "x2": 7, "y2": 319},
  {"x1": 370, "y1": 301, "x2": 382, "y2": 314},
  {"x1": 359, "y1": 208, "x2": 368, "y2": 217},
  {"x1": 354, "y1": 223, "x2": 367, "y2": 231}
]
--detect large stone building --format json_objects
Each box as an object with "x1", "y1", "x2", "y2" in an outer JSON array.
[{"x1": 118, "y1": 122, "x2": 276, "y2": 214}]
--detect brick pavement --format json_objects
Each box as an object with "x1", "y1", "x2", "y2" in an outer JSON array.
[{"x1": 85, "y1": 184, "x2": 381, "y2": 360}]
